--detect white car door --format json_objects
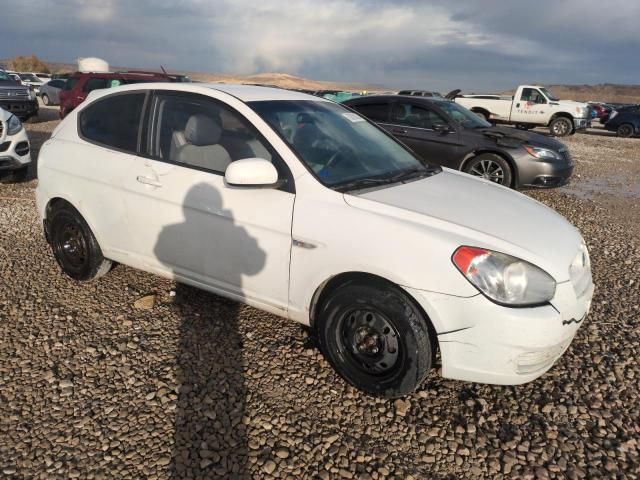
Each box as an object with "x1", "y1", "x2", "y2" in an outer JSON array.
[
  {"x1": 122, "y1": 91, "x2": 295, "y2": 315},
  {"x1": 510, "y1": 87, "x2": 549, "y2": 124},
  {"x1": 66, "y1": 91, "x2": 148, "y2": 256}
]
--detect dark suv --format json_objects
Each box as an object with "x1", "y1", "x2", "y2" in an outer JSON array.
[
  {"x1": 344, "y1": 95, "x2": 574, "y2": 189},
  {"x1": 0, "y1": 69, "x2": 39, "y2": 121},
  {"x1": 58, "y1": 71, "x2": 171, "y2": 118}
]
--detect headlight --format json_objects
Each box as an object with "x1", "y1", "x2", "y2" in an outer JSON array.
[
  {"x1": 524, "y1": 145, "x2": 561, "y2": 160},
  {"x1": 28, "y1": 90, "x2": 37, "y2": 100},
  {"x1": 452, "y1": 246, "x2": 556, "y2": 306},
  {"x1": 6, "y1": 114, "x2": 23, "y2": 135}
]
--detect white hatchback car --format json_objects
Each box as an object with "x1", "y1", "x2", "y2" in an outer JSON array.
[
  {"x1": 0, "y1": 107, "x2": 31, "y2": 182},
  {"x1": 36, "y1": 84, "x2": 594, "y2": 398}
]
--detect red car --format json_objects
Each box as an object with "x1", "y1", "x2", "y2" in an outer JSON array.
[{"x1": 58, "y1": 71, "x2": 171, "y2": 118}]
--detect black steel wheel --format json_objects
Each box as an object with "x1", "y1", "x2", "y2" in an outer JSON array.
[
  {"x1": 549, "y1": 117, "x2": 573, "y2": 136},
  {"x1": 463, "y1": 153, "x2": 513, "y2": 187},
  {"x1": 49, "y1": 204, "x2": 112, "y2": 281},
  {"x1": 617, "y1": 123, "x2": 634, "y2": 138},
  {"x1": 317, "y1": 281, "x2": 433, "y2": 398}
]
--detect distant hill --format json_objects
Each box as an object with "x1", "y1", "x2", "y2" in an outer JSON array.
[{"x1": 30, "y1": 61, "x2": 379, "y2": 92}]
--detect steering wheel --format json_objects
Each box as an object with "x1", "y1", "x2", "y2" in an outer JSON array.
[{"x1": 324, "y1": 146, "x2": 352, "y2": 170}]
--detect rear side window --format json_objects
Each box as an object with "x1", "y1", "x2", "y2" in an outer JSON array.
[
  {"x1": 79, "y1": 92, "x2": 146, "y2": 153},
  {"x1": 83, "y1": 78, "x2": 108, "y2": 93},
  {"x1": 50, "y1": 80, "x2": 65, "y2": 88},
  {"x1": 391, "y1": 102, "x2": 446, "y2": 129},
  {"x1": 350, "y1": 103, "x2": 390, "y2": 122},
  {"x1": 64, "y1": 77, "x2": 80, "y2": 91}
]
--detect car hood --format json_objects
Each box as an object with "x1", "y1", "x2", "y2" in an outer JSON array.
[
  {"x1": 469, "y1": 126, "x2": 566, "y2": 150},
  {"x1": 344, "y1": 170, "x2": 582, "y2": 281}
]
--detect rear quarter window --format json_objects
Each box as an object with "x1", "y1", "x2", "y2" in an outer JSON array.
[{"x1": 79, "y1": 92, "x2": 147, "y2": 153}]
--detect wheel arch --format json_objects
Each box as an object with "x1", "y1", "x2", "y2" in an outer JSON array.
[
  {"x1": 548, "y1": 111, "x2": 574, "y2": 126},
  {"x1": 308, "y1": 271, "x2": 440, "y2": 358},
  {"x1": 44, "y1": 196, "x2": 106, "y2": 250},
  {"x1": 470, "y1": 107, "x2": 491, "y2": 120},
  {"x1": 459, "y1": 149, "x2": 519, "y2": 188}
]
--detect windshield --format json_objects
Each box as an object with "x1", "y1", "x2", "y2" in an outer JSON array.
[
  {"x1": 0, "y1": 71, "x2": 13, "y2": 82},
  {"x1": 249, "y1": 100, "x2": 439, "y2": 190},
  {"x1": 436, "y1": 101, "x2": 491, "y2": 129},
  {"x1": 539, "y1": 87, "x2": 559, "y2": 102},
  {"x1": 20, "y1": 73, "x2": 41, "y2": 83}
]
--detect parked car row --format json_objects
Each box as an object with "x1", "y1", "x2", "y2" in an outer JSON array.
[
  {"x1": 344, "y1": 95, "x2": 574, "y2": 188},
  {"x1": 34, "y1": 83, "x2": 594, "y2": 398}
]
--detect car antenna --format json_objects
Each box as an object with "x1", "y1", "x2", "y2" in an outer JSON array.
[{"x1": 160, "y1": 65, "x2": 169, "y2": 78}]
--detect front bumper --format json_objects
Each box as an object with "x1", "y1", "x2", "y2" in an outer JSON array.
[
  {"x1": 0, "y1": 127, "x2": 31, "y2": 173},
  {"x1": 0, "y1": 99, "x2": 38, "y2": 120},
  {"x1": 573, "y1": 117, "x2": 590, "y2": 130},
  {"x1": 405, "y1": 280, "x2": 594, "y2": 385},
  {"x1": 514, "y1": 150, "x2": 574, "y2": 189}
]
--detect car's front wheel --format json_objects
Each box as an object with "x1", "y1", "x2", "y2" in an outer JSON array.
[
  {"x1": 463, "y1": 153, "x2": 513, "y2": 187},
  {"x1": 42, "y1": 94, "x2": 50, "y2": 106},
  {"x1": 49, "y1": 204, "x2": 112, "y2": 281},
  {"x1": 617, "y1": 123, "x2": 634, "y2": 138},
  {"x1": 549, "y1": 117, "x2": 573, "y2": 136},
  {"x1": 316, "y1": 281, "x2": 433, "y2": 398}
]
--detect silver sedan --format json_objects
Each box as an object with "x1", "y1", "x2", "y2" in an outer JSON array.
[{"x1": 38, "y1": 79, "x2": 66, "y2": 106}]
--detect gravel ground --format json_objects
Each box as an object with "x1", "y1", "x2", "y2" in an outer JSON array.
[{"x1": 1, "y1": 106, "x2": 638, "y2": 479}]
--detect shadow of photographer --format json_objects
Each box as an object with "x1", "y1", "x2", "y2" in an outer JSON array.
[{"x1": 154, "y1": 182, "x2": 266, "y2": 479}]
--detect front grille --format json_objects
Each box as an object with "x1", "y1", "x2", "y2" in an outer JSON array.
[{"x1": 0, "y1": 90, "x2": 29, "y2": 99}]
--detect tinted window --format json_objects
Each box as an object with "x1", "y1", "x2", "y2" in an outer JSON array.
[
  {"x1": 152, "y1": 93, "x2": 277, "y2": 176},
  {"x1": 351, "y1": 103, "x2": 389, "y2": 122},
  {"x1": 50, "y1": 80, "x2": 65, "y2": 88},
  {"x1": 80, "y1": 92, "x2": 146, "y2": 152},
  {"x1": 64, "y1": 77, "x2": 80, "y2": 90},
  {"x1": 83, "y1": 78, "x2": 108, "y2": 93},
  {"x1": 520, "y1": 88, "x2": 546, "y2": 104},
  {"x1": 391, "y1": 103, "x2": 446, "y2": 129}
]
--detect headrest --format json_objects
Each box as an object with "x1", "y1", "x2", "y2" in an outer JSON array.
[{"x1": 185, "y1": 114, "x2": 222, "y2": 146}]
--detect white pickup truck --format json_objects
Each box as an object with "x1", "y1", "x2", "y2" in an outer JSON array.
[{"x1": 453, "y1": 85, "x2": 591, "y2": 136}]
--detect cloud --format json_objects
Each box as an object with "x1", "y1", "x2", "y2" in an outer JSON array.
[{"x1": 1, "y1": 0, "x2": 639, "y2": 90}]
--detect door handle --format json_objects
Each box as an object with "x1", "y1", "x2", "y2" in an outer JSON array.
[
  {"x1": 136, "y1": 175, "x2": 162, "y2": 187},
  {"x1": 392, "y1": 128, "x2": 408, "y2": 134}
]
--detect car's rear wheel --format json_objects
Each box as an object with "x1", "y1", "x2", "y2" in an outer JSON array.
[
  {"x1": 42, "y1": 94, "x2": 50, "y2": 106},
  {"x1": 49, "y1": 204, "x2": 112, "y2": 281},
  {"x1": 549, "y1": 117, "x2": 573, "y2": 136},
  {"x1": 473, "y1": 109, "x2": 490, "y2": 122},
  {"x1": 617, "y1": 123, "x2": 634, "y2": 138},
  {"x1": 463, "y1": 153, "x2": 513, "y2": 187},
  {"x1": 316, "y1": 282, "x2": 433, "y2": 398}
]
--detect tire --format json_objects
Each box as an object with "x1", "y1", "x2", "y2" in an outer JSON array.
[
  {"x1": 463, "y1": 153, "x2": 513, "y2": 187},
  {"x1": 617, "y1": 123, "x2": 634, "y2": 138},
  {"x1": 48, "y1": 204, "x2": 112, "y2": 281},
  {"x1": 316, "y1": 282, "x2": 433, "y2": 398},
  {"x1": 473, "y1": 110, "x2": 490, "y2": 122},
  {"x1": 42, "y1": 94, "x2": 50, "y2": 106},
  {"x1": 549, "y1": 117, "x2": 573, "y2": 137},
  {"x1": 0, "y1": 166, "x2": 28, "y2": 183}
]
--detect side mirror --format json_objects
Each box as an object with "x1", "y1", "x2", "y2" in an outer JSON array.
[
  {"x1": 433, "y1": 123, "x2": 451, "y2": 133},
  {"x1": 224, "y1": 158, "x2": 282, "y2": 188}
]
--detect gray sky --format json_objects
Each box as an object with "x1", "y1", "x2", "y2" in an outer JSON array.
[{"x1": 2, "y1": 0, "x2": 639, "y2": 91}]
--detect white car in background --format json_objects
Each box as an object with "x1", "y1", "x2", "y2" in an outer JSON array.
[
  {"x1": 0, "y1": 107, "x2": 31, "y2": 182},
  {"x1": 35, "y1": 83, "x2": 594, "y2": 398}
]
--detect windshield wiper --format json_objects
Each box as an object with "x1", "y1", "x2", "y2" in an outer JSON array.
[{"x1": 336, "y1": 167, "x2": 436, "y2": 193}]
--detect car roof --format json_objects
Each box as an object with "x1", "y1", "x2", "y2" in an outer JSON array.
[
  {"x1": 344, "y1": 94, "x2": 452, "y2": 105},
  {"x1": 85, "y1": 82, "x2": 331, "y2": 103}
]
